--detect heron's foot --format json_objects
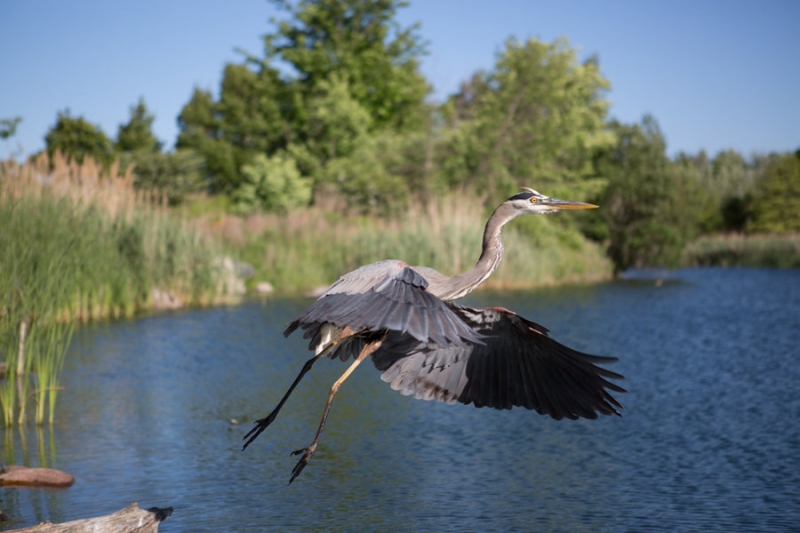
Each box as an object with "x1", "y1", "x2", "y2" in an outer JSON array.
[
  {"x1": 241, "y1": 410, "x2": 279, "y2": 451},
  {"x1": 288, "y1": 443, "x2": 317, "y2": 484}
]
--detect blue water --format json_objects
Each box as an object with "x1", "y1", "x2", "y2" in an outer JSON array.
[{"x1": 2, "y1": 268, "x2": 799, "y2": 532}]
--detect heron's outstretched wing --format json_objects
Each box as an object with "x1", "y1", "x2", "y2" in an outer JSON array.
[
  {"x1": 284, "y1": 260, "x2": 482, "y2": 357},
  {"x1": 372, "y1": 305, "x2": 625, "y2": 420}
]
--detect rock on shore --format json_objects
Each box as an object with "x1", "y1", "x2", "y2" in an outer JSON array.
[{"x1": 0, "y1": 465, "x2": 75, "y2": 488}]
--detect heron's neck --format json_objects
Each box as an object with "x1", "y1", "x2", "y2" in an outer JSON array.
[{"x1": 439, "y1": 203, "x2": 518, "y2": 301}]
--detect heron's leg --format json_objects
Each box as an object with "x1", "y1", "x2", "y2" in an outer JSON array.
[
  {"x1": 288, "y1": 339, "x2": 383, "y2": 484},
  {"x1": 242, "y1": 353, "x2": 323, "y2": 451}
]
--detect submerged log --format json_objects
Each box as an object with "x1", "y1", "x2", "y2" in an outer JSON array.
[{"x1": 9, "y1": 503, "x2": 172, "y2": 533}]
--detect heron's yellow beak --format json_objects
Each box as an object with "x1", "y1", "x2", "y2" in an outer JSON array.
[{"x1": 544, "y1": 199, "x2": 598, "y2": 210}]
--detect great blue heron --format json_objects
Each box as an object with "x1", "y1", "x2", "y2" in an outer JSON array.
[{"x1": 243, "y1": 188, "x2": 625, "y2": 484}]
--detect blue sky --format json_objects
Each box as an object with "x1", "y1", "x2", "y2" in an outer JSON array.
[{"x1": 1, "y1": 1, "x2": 798, "y2": 160}]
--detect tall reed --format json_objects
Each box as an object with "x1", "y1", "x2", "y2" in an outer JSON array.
[
  {"x1": 209, "y1": 193, "x2": 613, "y2": 293},
  {"x1": 0, "y1": 152, "x2": 235, "y2": 425},
  {"x1": 682, "y1": 233, "x2": 800, "y2": 268}
]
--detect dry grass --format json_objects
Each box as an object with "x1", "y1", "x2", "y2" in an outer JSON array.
[
  {"x1": 203, "y1": 192, "x2": 613, "y2": 293},
  {"x1": 3, "y1": 151, "x2": 139, "y2": 215}
]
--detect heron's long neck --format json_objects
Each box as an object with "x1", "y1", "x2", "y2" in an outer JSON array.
[{"x1": 439, "y1": 203, "x2": 518, "y2": 301}]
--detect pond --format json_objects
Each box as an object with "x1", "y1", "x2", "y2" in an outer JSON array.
[{"x1": 2, "y1": 267, "x2": 799, "y2": 532}]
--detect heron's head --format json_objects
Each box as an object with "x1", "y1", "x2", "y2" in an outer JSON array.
[{"x1": 506, "y1": 187, "x2": 598, "y2": 215}]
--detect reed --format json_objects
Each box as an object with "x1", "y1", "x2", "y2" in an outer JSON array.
[
  {"x1": 682, "y1": 233, "x2": 800, "y2": 268},
  {"x1": 0, "y1": 153, "x2": 235, "y2": 425},
  {"x1": 209, "y1": 193, "x2": 613, "y2": 293}
]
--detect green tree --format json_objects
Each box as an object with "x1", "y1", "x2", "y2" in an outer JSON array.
[
  {"x1": 176, "y1": 0, "x2": 429, "y2": 204},
  {"x1": 0, "y1": 117, "x2": 22, "y2": 140},
  {"x1": 114, "y1": 98, "x2": 202, "y2": 204},
  {"x1": 231, "y1": 152, "x2": 312, "y2": 213},
  {"x1": 710, "y1": 150, "x2": 758, "y2": 198},
  {"x1": 750, "y1": 150, "x2": 800, "y2": 233},
  {"x1": 44, "y1": 110, "x2": 114, "y2": 166},
  {"x1": 119, "y1": 150, "x2": 205, "y2": 205},
  {"x1": 177, "y1": 88, "x2": 236, "y2": 191},
  {"x1": 267, "y1": 0, "x2": 429, "y2": 132},
  {"x1": 317, "y1": 129, "x2": 413, "y2": 212},
  {"x1": 438, "y1": 38, "x2": 614, "y2": 203},
  {"x1": 116, "y1": 98, "x2": 162, "y2": 153},
  {"x1": 176, "y1": 64, "x2": 298, "y2": 192},
  {"x1": 586, "y1": 116, "x2": 706, "y2": 273}
]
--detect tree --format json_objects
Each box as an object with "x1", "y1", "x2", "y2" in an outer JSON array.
[
  {"x1": 266, "y1": 0, "x2": 429, "y2": 133},
  {"x1": 231, "y1": 152, "x2": 312, "y2": 213},
  {"x1": 118, "y1": 149, "x2": 205, "y2": 205},
  {"x1": 586, "y1": 116, "x2": 706, "y2": 273},
  {"x1": 177, "y1": 64, "x2": 294, "y2": 192},
  {"x1": 44, "y1": 110, "x2": 114, "y2": 167},
  {"x1": 0, "y1": 116, "x2": 22, "y2": 140},
  {"x1": 176, "y1": 0, "x2": 429, "y2": 204},
  {"x1": 750, "y1": 150, "x2": 800, "y2": 233},
  {"x1": 438, "y1": 38, "x2": 614, "y2": 203},
  {"x1": 177, "y1": 88, "x2": 234, "y2": 191},
  {"x1": 116, "y1": 98, "x2": 161, "y2": 153}
]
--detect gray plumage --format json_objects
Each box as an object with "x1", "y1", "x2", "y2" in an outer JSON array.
[
  {"x1": 244, "y1": 188, "x2": 626, "y2": 484},
  {"x1": 373, "y1": 305, "x2": 625, "y2": 419},
  {"x1": 284, "y1": 260, "x2": 483, "y2": 351}
]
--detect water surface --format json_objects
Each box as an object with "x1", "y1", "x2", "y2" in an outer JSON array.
[{"x1": 1, "y1": 268, "x2": 799, "y2": 532}]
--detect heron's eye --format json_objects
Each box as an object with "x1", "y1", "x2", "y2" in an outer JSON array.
[{"x1": 530, "y1": 197, "x2": 537, "y2": 203}]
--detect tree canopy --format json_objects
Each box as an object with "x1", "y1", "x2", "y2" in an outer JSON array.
[
  {"x1": 438, "y1": 38, "x2": 614, "y2": 203},
  {"x1": 45, "y1": 111, "x2": 115, "y2": 167},
  {"x1": 585, "y1": 116, "x2": 706, "y2": 272},
  {"x1": 177, "y1": 0, "x2": 429, "y2": 198},
  {"x1": 116, "y1": 98, "x2": 162, "y2": 153},
  {"x1": 750, "y1": 151, "x2": 800, "y2": 233},
  {"x1": 0, "y1": 117, "x2": 22, "y2": 140}
]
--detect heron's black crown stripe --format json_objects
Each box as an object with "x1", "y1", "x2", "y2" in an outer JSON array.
[{"x1": 509, "y1": 191, "x2": 535, "y2": 201}]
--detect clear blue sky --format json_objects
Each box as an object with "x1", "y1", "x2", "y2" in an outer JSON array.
[{"x1": 1, "y1": 1, "x2": 798, "y2": 160}]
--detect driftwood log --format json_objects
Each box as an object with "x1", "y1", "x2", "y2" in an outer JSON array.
[{"x1": 8, "y1": 503, "x2": 172, "y2": 533}]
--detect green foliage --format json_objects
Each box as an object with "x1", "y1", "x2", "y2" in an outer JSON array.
[
  {"x1": 177, "y1": 88, "x2": 237, "y2": 191},
  {"x1": 303, "y1": 74, "x2": 372, "y2": 164},
  {"x1": 0, "y1": 188, "x2": 237, "y2": 424},
  {"x1": 116, "y1": 97, "x2": 162, "y2": 153},
  {"x1": 587, "y1": 116, "x2": 706, "y2": 273},
  {"x1": 316, "y1": 129, "x2": 420, "y2": 213},
  {"x1": 683, "y1": 233, "x2": 800, "y2": 268},
  {"x1": 119, "y1": 149, "x2": 205, "y2": 204},
  {"x1": 177, "y1": 65, "x2": 293, "y2": 192},
  {"x1": 232, "y1": 153, "x2": 312, "y2": 213},
  {"x1": 115, "y1": 99, "x2": 203, "y2": 204},
  {"x1": 673, "y1": 149, "x2": 768, "y2": 233},
  {"x1": 267, "y1": 0, "x2": 429, "y2": 132},
  {"x1": 45, "y1": 110, "x2": 115, "y2": 166},
  {"x1": 750, "y1": 151, "x2": 800, "y2": 233},
  {"x1": 710, "y1": 149, "x2": 759, "y2": 198},
  {"x1": 0, "y1": 116, "x2": 22, "y2": 140},
  {"x1": 176, "y1": 0, "x2": 429, "y2": 204},
  {"x1": 438, "y1": 38, "x2": 614, "y2": 203},
  {"x1": 227, "y1": 194, "x2": 612, "y2": 294}
]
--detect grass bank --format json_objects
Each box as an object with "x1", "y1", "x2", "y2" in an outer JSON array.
[
  {"x1": 197, "y1": 194, "x2": 613, "y2": 294},
  {"x1": 682, "y1": 233, "x2": 800, "y2": 268}
]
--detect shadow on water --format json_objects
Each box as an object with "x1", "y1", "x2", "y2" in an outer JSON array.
[{"x1": 2, "y1": 267, "x2": 799, "y2": 532}]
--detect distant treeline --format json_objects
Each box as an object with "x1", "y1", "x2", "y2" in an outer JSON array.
[{"x1": 4, "y1": 0, "x2": 799, "y2": 273}]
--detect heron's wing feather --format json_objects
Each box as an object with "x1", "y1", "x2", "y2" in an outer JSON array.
[
  {"x1": 284, "y1": 260, "x2": 481, "y2": 351},
  {"x1": 373, "y1": 305, "x2": 625, "y2": 420}
]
